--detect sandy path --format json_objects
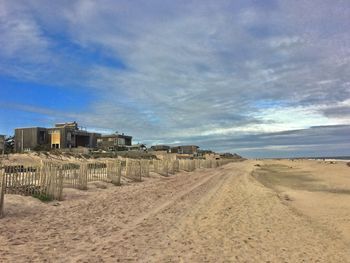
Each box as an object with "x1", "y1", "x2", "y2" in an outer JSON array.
[{"x1": 1, "y1": 161, "x2": 349, "y2": 262}]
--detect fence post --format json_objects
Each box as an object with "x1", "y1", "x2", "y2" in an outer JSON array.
[
  {"x1": 135, "y1": 160, "x2": 141, "y2": 181},
  {"x1": 57, "y1": 167, "x2": 64, "y2": 201},
  {"x1": 141, "y1": 160, "x2": 150, "y2": 177},
  {"x1": 111, "y1": 160, "x2": 122, "y2": 186},
  {"x1": 153, "y1": 160, "x2": 159, "y2": 174},
  {"x1": 0, "y1": 167, "x2": 5, "y2": 218},
  {"x1": 139, "y1": 160, "x2": 142, "y2": 181},
  {"x1": 125, "y1": 159, "x2": 130, "y2": 178},
  {"x1": 106, "y1": 161, "x2": 110, "y2": 181},
  {"x1": 116, "y1": 160, "x2": 122, "y2": 185},
  {"x1": 47, "y1": 164, "x2": 56, "y2": 200},
  {"x1": 174, "y1": 159, "x2": 179, "y2": 173},
  {"x1": 78, "y1": 163, "x2": 88, "y2": 190},
  {"x1": 39, "y1": 161, "x2": 47, "y2": 196}
]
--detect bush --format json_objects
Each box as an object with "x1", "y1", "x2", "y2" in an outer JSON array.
[
  {"x1": 33, "y1": 144, "x2": 51, "y2": 152},
  {"x1": 32, "y1": 193, "x2": 53, "y2": 202}
]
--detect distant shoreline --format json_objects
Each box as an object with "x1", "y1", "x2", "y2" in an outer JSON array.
[
  {"x1": 314, "y1": 158, "x2": 350, "y2": 162},
  {"x1": 265, "y1": 156, "x2": 350, "y2": 162},
  {"x1": 307, "y1": 156, "x2": 350, "y2": 162}
]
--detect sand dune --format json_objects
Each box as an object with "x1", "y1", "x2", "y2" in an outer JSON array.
[{"x1": 1, "y1": 160, "x2": 349, "y2": 262}]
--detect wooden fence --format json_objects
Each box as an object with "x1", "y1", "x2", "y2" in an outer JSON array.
[
  {"x1": 60, "y1": 161, "x2": 122, "y2": 189},
  {"x1": 125, "y1": 159, "x2": 138, "y2": 181},
  {"x1": 0, "y1": 157, "x2": 232, "y2": 218},
  {"x1": 140, "y1": 160, "x2": 150, "y2": 178},
  {"x1": 151, "y1": 159, "x2": 229, "y2": 176},
  {"x1": 0, "y1": 168, "x2": 5, "y2": 218},
  {"x1": 124, "y1": 159, "x2": 147, "y2": 182},
  {"x1": 179, "y1": 159, "x2": 196, "y2": 172},
  {"x1": 0, "y1": 160, "x2": 123, "y2": 200},
  {"x1": 152, "y1": 159, "x2": 171, "y2": 176},
  {"x1": 0, "y1": 164, "x2": 64, "y2": 204},
  {"x1": 152, "y1": 160, "x2": 161, "y2": 175}
]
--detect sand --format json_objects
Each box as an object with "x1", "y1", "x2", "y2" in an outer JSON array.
[
  {"x1": 1, "y1": 160, "x2": 350, "y2": 262},
  {"x1": 0, "y1": 152, "x2": 85, "y2": 166},
  {"x1": 254, "y1": 159, "x2": 350, "y2": 246}
]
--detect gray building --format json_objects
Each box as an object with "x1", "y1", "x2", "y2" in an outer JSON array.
[
  {"x1": 97, "y1": 133, "x2": 132, "y2": 151},
  {"x1": 0, "y1": 135, "x2": 5, "y2": 154},
  {"x1": 171, "y1": 145, "x2": 199, "y2": 155},
  {"x1": 127, "y1": 143, "x2": 147, "y2": 151},
  {"x1": 150, "y1": 145, "x2": 171, "y2": 152},
  {"x1": 15, "y1": 122, "x2": 101, "y2": 152},
  {"x1": 15, "y1": 127, "x2": 48, "y2": 152}
]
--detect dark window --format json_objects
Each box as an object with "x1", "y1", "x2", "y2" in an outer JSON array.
[{"x1": 39, "y1": 131, "x2": 46, "y2": 144}]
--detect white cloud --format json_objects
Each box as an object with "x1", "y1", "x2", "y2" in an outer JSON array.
[
  {"x1": 268, "y1": 36, "x2": 303, "y2": 48},
  {"x1": 1, "y1": 0, "x2": 350, "y2": 156},
  {"x1": 0, "y1": 3, "x2": 50, "y2": 62}
]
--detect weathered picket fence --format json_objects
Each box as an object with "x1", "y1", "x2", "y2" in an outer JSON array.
[
  {"x1": 179, "y1": 159, "x2": 196, "y2": 172},
  {"x1": 0, "y1": 157, "x2": 233, "y2": 218},
  {"x1": 125, "y1": 159, "x2": 150, "y2": 181},
  {"x1": 151, "y1": 158, "x2": 228, "y2": 176},
  {"x1": 60, "y1": 160, "x2": 122, "y2": 189},
  {"x1": 152, "y1": 159, "x2": 178, "y2": 176},
  {"x1": 0, "y1": 164, "x2": 63, "y2": 201},
  {"x1": 152, "y1": 159, "x2": 168, "y2": 176},
  {"x1": 0, "y1": 160, "x2": 125, "y2": 217},
  {"x1": 140, "y1": 160, "x2": 150, "y2": 178}
]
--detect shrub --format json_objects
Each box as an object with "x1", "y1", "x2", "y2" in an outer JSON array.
[
  {"x1": 33, "y1": 144, "x2": 51, "y2": 152},
  {"x1": 32, "y1": 193, "x2": 53, "y2": 202}
]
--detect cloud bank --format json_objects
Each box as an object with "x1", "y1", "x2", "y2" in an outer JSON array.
[{"x1": 0, "y1": 0, "x2": 349, "y2": 157}]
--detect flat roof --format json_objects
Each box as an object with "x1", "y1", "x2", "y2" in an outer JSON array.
[
  {"x1": 15, "y1": 127, "x2": 47, "y2": 130},
  {"x1": 101, "y1": 134, "x2": 132, "y2": 138},
  {"x1": 172, "y1": 145, "x2": 199, "y2": 148}
]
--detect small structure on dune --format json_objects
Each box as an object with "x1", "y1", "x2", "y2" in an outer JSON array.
[
  {"x1": 97, "y1": 133, "x2": 132, "y2": 151},
  {"x1": 127, "y1": 143, "x2": 147, "y2": 151},
  {"x1": 0, "y1": 135, "x2": 5, "y2": 155},
  {"x1": 171, "y1": 145, "x2": 199, "y2": 155},
  {"x1": 219, "y1": 153, "x2": 243, "y2": 159},
  {"x1": 150, "y1": 145, "x2": 171, "y2": 152}
]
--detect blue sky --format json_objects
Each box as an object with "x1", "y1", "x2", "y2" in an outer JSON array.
[{"x1": 0, "y1": 0, "x2": 350, "y2": 157}]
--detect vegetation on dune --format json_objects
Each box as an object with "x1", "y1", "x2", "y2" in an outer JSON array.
[{"x1": 32, "y1": 193, "x2": 54, "y2": 202}]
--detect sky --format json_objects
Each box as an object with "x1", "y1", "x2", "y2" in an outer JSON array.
[{"x1": 0, "y1": 0, "x2": 349, "y2": 158}]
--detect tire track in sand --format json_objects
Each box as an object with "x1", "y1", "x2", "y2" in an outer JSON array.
[{"x1": 156, "y1": 162, "x2": 350, "y2": 262}]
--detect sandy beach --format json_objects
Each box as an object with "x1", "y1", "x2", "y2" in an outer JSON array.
[{"x1": 1, "y1": 159, "x2": 350, "y2": 262}]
